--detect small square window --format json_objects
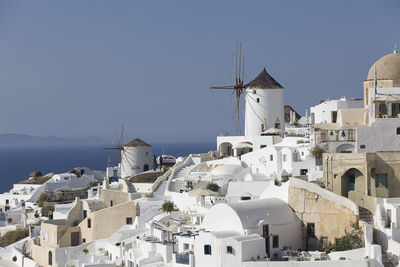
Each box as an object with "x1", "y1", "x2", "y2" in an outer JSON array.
[
  {"x1": 260, "y1": 145, "x2": 266, "y2": 149},
  {"x1": 5, "y1": 199, "x2": 9, "y2": 205},
  {"x1": 273, "y1": 235, "x2": 279, "y2": 248},
  {"x1": 360, "y1": 145, "x2": 366, "y2": 149},
  {"x1": 184, "y1": 243, "x2": 189, "y2": 250},
  {"x1": 227, "y1": 246, "x2": 233, "y2": 254},
  {"x1": 126, "y1": 217, "x2": 133, "y2": 225},
  {"x1": 376, "y1": 173, "x2": 388, "y2": 188},
  {"x1": 204, "y1": 245, "x2": 212, "y2": 255}
]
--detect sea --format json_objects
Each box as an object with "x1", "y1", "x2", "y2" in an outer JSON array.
[{"x1": 0, "y1": 142, "x2": 215, "y2": 194}]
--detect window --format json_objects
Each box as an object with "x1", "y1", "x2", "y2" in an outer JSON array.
[
  {"x1": 126, "y1": 217, "x2": 133, "y2": 225},
  {"x1": 87, "y1": 218, "x2": 91, "y2": 228},
  {"x1": 300, "y1": 169, "x2": 308, "y2": 175},
  {"x1": 397, "y1": 127, "x2": 400, "y2": 135},
  {"x1": 227, "y1": 246, "x2": 233, "y2": 254},
  {"x1": 301, "y1": 152, "x2": 304, "y2": 156},
  {"x1": 260, "y1": 145, "x2": 266, "y2": 149},
  {"x1": 376, "y1": 173, "x2": 388, "y2": 188},
  {"x1": 204, "y1": 245, "x2": 212, "y2": 255},
  {"x1": 332, "y1": 111, "x2": 337, "y2": 123},
  {"x1": 83, "y1": 238, "x2": 86, "y2": 243},
  {"x1": 360, "y1": 145, "x2": 366, "y2": 149},
  {"x1": 110, "y1": 200, "x2": 113, "y2": 207},
  {"x1": 283, "y1": 154, "x2": 287, "y2": 162},
  {"x1": 320, "y1": 236, "x2": 328, "y2": 244},
  {"x1": 240, "y1": 196, "x2": 251, "y2": 201},
  {"x1": 5, "y1": 199, "x2": 9, "y2": 205},
  {"x1": 83, "y1": 210, "x2": 87, "y2": 219},
  {"x1": 256, "y1": 98, "x2": 260, "y2": 103},
  {"x1": 184, "y1": 243, "x2": 189, "y2": 250},
  {"x1": 270, "y1": 155, "x2": 273, "y2": 161},
  {"x1": 307, "y1": 223, "x2": 315, "y2": 237},
  {"x1": 272, "y1": 235, "x2": 279, "y2": 248},
  {"x1": 113, "y1": 169, "x2": 118, "y2": 177}
]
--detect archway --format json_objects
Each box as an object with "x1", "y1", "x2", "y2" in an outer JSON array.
[
  {"x1": 336, "y1": 143, "x2": 355, "y2": 153},
  {"x1": 219, "y1": 142, "x2": 233, "y2": 157},
  {"x1": 341, "y1": 168, "x2": 364, "y2": 197}
]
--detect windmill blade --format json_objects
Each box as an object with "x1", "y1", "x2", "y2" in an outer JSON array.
[
  {"x1": 235, "y1": 42, "x2": 238, "y2": 84},
  {"x1": 210, "y1": 86, "x2": 236, "y2": 89},
  {"x1": 242, "y1": 55, "x2": 245, "y2": 82},
  {"x1": 238, "y1": 43, "x2": 242, "y2": 83}
]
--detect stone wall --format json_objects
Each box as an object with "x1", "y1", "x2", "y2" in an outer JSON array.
[{"x1": 288, "y1": 178, "x2": 359, "y2": 248}]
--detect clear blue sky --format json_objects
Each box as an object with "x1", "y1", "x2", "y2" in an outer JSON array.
[{"x1": 0, "y1": 1, "x2": 399, "y2": 143}]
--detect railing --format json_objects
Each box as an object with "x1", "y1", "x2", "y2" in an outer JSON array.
[
  {"x1": 176, "y1": 252, "x2": 190, "y2": 264},
  {"x1": 151, "y1": 168, "x2": 173, "y2": 192},
  {"x1": 316, "y1": 129, "x2": 356, "y2": 144}
]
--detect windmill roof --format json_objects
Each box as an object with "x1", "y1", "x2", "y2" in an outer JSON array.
[
  {"x1": 246, "y1": 68, "x2": 283, "y2": 89},
  {"x1": 124, "y1": 138, "x2": 151, "y2": 147}
]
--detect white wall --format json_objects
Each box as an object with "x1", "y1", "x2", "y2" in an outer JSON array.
[
  {"x1": 121, "y1": 146, "x2": 152, "y2": 178},
  {"x1": 245, "y1": 88, "x2": 284, "y2": 137},
  {"x1": 310, "y1": 98, "x2": 363, "y2": 124}
]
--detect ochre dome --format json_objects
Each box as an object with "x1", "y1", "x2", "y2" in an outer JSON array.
[{"x1": 367, "y1": 50, "x2": 400, "y2": 81}]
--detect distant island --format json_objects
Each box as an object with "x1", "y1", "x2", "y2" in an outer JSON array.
[{"x1": 0, "y1": 134, "x2": 106, "y2": 147}]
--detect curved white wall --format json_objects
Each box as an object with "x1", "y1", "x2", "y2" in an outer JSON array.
[
  {"x1": 121, "y1": 146, "x2": 152, "y2": 178},
  {"x1": 245, "y1": 88, "x2": 284, "y2": 137}
]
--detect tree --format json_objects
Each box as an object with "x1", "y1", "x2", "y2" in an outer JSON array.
[
  {"x1": 206, "y1": 183, "x2": 220, "y2": 192},
  {"x1": 161, "y1": 201, "x2": 176, "y2": 213},
  {"x1": 318, "y1": 222, "x2": 363, "y2": 253},
  {"x1": 38, "y1": 193, "x2": 49, "y2": 207},
  {"x1": 310, "y1": 145, "x2": 326, "y2": 165}
]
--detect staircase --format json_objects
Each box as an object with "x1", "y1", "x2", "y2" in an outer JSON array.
[
  {"x1": 153, "y1": 180, "x2": 167, "y2": 197},
  {"x1": 359, "y1": 206, "x2": 374, "y2": 225},
  {"x1": 174, "y1": 165, "x2": 194, "y2": 179}
]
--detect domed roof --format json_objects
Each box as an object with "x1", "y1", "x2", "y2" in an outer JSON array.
[{"x1": 367, "y1": 48, "x2": 400, "y2": 81}]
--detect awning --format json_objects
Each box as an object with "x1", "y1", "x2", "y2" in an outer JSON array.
[
  {"x1": 373, "y1": 94, "x2": 400, "y2": 104},
  {"x1": 262, "y1": 127, "x2": 284, "y2": 135},
  {"x1": 233, "y1": 142, "x2": 253, "y2": 149}
]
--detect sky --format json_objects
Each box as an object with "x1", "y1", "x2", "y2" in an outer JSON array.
[{"x1": 0, "y1": 1, "x2": 399, "y2": 143}]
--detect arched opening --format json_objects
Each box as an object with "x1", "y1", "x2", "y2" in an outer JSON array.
[
  {"x1": 48, "y1": 251, "x2": 52, "y2": 265},
  {"x1": 336, "y1": 144, "x2": 355, "y2": 153},
  {"x1": 218, "y1": 142, "x2": 233, "y2": 157},
  {"x1": 341, "y1": 168, "x2": 364, "y2": 198},
  {"x1": 233, "y1": 142, "x2": 253, "y2": 156}
]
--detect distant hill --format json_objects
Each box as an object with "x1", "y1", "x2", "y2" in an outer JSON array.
[{"x1": 0, "y1": 134, "x2": 106, "y2": 148}]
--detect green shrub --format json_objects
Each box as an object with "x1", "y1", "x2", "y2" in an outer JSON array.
[
  {"x1": 318, "y1": 222, "x2": 363, "y2": 253},
  {"x1": 161, "y1": 201, "x2": 176, "y2": 213},
  {"x1": 0, "y1": 229, "x2": 29, "y2": 246},
  {"x1": 38, "y1": 193, "x2": 49, "y2": 207},
  {"x1": 41, "y1": 205, "x2": 55, "y2": 217},
  {"x1": 82, "y1": 248, "x2": 89, "y2": 254},
  {"x1": 206, "y1": 183, "x2": 220, "y2": 192}
]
